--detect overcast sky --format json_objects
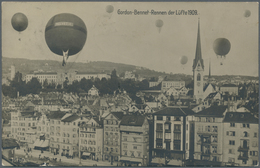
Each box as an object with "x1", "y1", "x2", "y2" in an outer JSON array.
[{"x1": 2, "y1": 2, "x2": 259, "y2": 76}]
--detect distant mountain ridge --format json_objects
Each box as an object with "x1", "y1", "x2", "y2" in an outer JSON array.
[{"x1": 2, "y1": 57, "x2": 258, "y2": 82}]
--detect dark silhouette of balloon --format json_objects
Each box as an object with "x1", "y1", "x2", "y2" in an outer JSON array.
[
  {"x1": 213, "y1": 38, "x2": 231, "y2": 65},
  {"x1": 180, "y1": 56, "x2": 188, "y2": 65},
  {"x1": 106, "y1": 5, "x2": 114, "y2": 13},
  {"x1": 155, "y1": 19, "x2": 163, "y2": 33},
  {"x1": 11, "y1": 13, "x2": 28, "y2": 32},
  {"x1": 244, "y1": 10, "x2": 251, "y2": 17},
  {"x1": 213, "y1": 38, "x2": 231, "y2": 56},
  {"x1": 45, "y1": 13, "x2": 87, "y2": 58},
  {"x1": 155, "y1": 19, "x2": 164, "y2": 28}
]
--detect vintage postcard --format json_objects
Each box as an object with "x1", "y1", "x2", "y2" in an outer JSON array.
[{"x1": 1, "y1": 1, "x2": 259, "y2": 167}]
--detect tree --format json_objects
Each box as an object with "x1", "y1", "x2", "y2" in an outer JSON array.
[
  {"x1": 26, "y1": 77, "x2": 42, "y2": 94},
  {"x1": 43, "y1": 79, "x2": 49, "y2": 89}
]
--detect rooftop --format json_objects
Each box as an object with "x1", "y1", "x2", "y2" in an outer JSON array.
[{"x1": 153, "y1": 106, "x2": 194, "y2": 116}]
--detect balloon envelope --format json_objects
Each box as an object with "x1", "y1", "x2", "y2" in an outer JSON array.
[
  {"x1": 213, "y1": 38, "x2": 231, "y2": 56},
  {"x1": 155, "y1": 19, "x2": 164, "y2": 28},
  {"x1": 45, "y1": 13, "x2": 87, "y2": 56},
  {"x1": 244, "y1": 10, "x2": 251, "y2": 17},
  {"x1": 11, "y1": 13, "x2": 28, "y2": 32},
  {"x1": 106, "y1": 5, "x2": 114, "y2": 13},
  {"x1": 180, "y1": 56, "x2": 188, "y2": 65}
]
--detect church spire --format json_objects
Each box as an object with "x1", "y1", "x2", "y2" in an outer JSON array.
[{"x1": 193, "y1": 18, "x2": 204, "y2": 70}]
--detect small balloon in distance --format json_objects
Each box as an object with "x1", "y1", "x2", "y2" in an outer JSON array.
[
  {"x1": 180, "y1": 56, "x2": 188, "y2": 65},
  {"x1": 213, "y1": 38, "x2": 231, "y2": 56},
  {"x1": 155, "y1": 19, "x2": 164, "y2": 28},
  {"x1": 244, "y1": 10, "x2": 251, "y2": 18},
  {"x1": 106, "y1": 5, "x2": 114, "y2": 13},
  {"x1": 11, "y1": 13, "x2": 28, "y2": 32},
  {"x1": 45, "y1": 13, "x2": 87, "y2": 57}
]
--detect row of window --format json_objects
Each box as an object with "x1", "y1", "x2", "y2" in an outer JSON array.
[
  {"x1": 227, "y1": 131, "x2": 257, "y2": 138},
  {"x1": 80, "y1": 133, "x2": 95, "y2": 138},
  {"x1": 105, "y1": 127, "x2": 119, "y2": 132},
  {"x1": 80, "y1": 139, "x2": 96, "y2": 145},
  {"x1": 156, "y1": 116, "x2": 181, "y2": 121},
  {"x1": 123, "y1": 150, "x2": 142, "y2": 157},
  {"x1": 104, "y1": 120, "x2": 118, "y2": 125}
]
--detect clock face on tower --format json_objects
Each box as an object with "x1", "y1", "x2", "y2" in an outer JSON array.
[{"x1": 197, "y1": 82, "x2": 200, "y2": 86}]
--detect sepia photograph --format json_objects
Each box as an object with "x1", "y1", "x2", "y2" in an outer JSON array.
[{"x1": 1, "y1": 1, "x2": 259, "y2": 167}]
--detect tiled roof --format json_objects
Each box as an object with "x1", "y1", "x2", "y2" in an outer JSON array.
[
  {"x1": 223, "y1": 112, "x2": 258, "y2": 124},
  {"x1": 153, "y1": 107, "x2": 194, "y2": 116},
  {"x1": 194, "y1": 105, "x2": 227, "y2": 117},
  {"x1": 47, "y1": 111, "x2": 67, "y2": 120},
  {"x1": 120, "y1": 115, "x2": 146, "y2": 126},
  {"x1": 61, "y1": 114, "x2": 79, "y2": 122},
  {"x1": 111, "y1": 112, "x2": 124, "y2": 120}
]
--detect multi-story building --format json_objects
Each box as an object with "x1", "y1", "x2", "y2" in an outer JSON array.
[
  {"x1": 161, "y1": 81, "x2": 185, "y2": 92},
  {"x1": 103, "y1": 112, "x2": 124, "y2": 163},
  {"x1": 26, "y1": 72, "x2": 57, "y2": 84},
  {"x1": 219, "y1": 84, "x2": 239, "y2": 95},
  {"x1": 119, "y1": 115, "x2": 149, "y2": 166},
  {"x1": 222, "y1": 112, "x2": 258, "y2": 166},
  {"x1": 151, "y1": 107, "x2": 194, "y2": 166},
  {"x1": 193, "y1": 105, "x2": 227, "y2": 166},
  {"x1": 10, "y1": 111, "x2": 39, "y2": 147},
  {"x1": 59, "y1": 113, "x2": 87, "y2": 157},
  {"x1": 47, "y1": 111, "x2": 67, "y2": 155},
  {"x1": 26, "y1": 71, "x2": 110, "y2": 85},
  {"x1": 79, "y1": 117, "x2": 103, "y2": 161}
]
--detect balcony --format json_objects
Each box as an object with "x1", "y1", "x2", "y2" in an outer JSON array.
[
  {"x1": 238, "y1": 155, "x2": 249, "y2": 160},
  {"x1": 238, "y1": 146, "x2": 249, "y2": 152}
]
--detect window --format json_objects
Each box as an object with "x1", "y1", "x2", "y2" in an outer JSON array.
[
  {"x1": 174, "y1": 117, "x2": 181, "y2": 121},
  {"x1": 156, "y1": 123, "x2": 163, "y2": 131},
  {"x1": 212, "y1": 146, "x2": 217, "y2": 153},
  {"x1": 212, "y1": 135, "x2": 218, "y2": 143},
  {"x1": 242, "y1": 123, "x2": 250, "y2": 128},
  {"x1": 242, "y1": 160, "x2": 247, "y2": 164},
  {"x1": 212, "y1": 126, "x2": 218, "y2": 132},
  {"x1": 133, "y1": 146, "x2": 137, "y2": 149},
  {"x1": 174, "y1": 124, "x2": 181, "y2": 132},
  {"x1": 253, "y1": 160, "x2": 258, "y2": 165},
  {"x1": 229, "y1": 140, "x2": 235, "y2": 145},
  {"x1": 250, "y1": 151, "x2": 258, "y2": 156},
  {"x1": 228, "y1": 149, "x2": 234, "y2": 154},
  {"x1": 174, "y1": 133, "x2": 181, "y2": 140},
  {"x1": 197, "y1": 73, "x2": 201, "y2": 81},
  {"x1": 230, "y1": 123, "x2": 235, "y2": 127},
  {"x1": 243, "y1": 131, "x2": 248, "y2": 137},
  {"x1": 156, "y1": 141, "x2": 163, "y2": 148},
  {"x1": 254, "y1": 132, "x2": 257, "y2": 138},
  {"x1": 156, "y1": 132, "x2": 163, "y2": 139},
  {"x1": 230, "y1": 131, "x2": 235, "y2": 136},
  {"x1": 157, "y1": 116, "x2": 163, "y2": 120},
  {"x1": 206, "y1": 117, "x2": 211, "y2": 122},
  {"x1": 124, "y1": 151, "x2": 127, "y2": 156}
]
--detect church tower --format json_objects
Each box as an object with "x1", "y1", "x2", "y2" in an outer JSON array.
[{"x1": 193, "y1": 19, "x2": 204, "y2": 102}]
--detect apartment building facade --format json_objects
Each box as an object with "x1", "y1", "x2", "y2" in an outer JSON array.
[
  {"x1": 151, "y1": 107, "x2": 194, "y2": 166},
  {"x1": 222, "y1": 112, "x2": 258, "y2": 166},
  {"x1": 119, "y1": 115, "x2": 149, "y2": 166}
]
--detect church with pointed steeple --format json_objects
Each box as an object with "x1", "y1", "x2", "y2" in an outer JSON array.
[{"x1": 193, "y1": 19, "x2": 204, "y2": 103}]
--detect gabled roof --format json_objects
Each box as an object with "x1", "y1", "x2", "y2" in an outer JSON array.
[
  {"x1": 111, "y1": 112, "x2": 124, "y2": 120},
  {"x1": 153, "y1": 107, "x2": 194, "y2": 116},
  {"x1": 120, "y1": 115, "x2": 146, "y2": 126},
  {"x1": 204, "y1": 92, "x2": 221, "y2": 100},
  {"x1": 47, "y1": 111, "x2": 67, "y2": 120},
  {"x1": 223, "y1": 112, "x2": 258, "y2": 124},
  {"x1": 92, "y1": 117, "x2": 103, "y2": 126},
  {"x1": 194, "y1": 105, "x2": 227, "y2": 117},
  {"x1": 61, "y1": 114, "x2": 79, "y2": 122},
  {"x1": 203, "y1": 83, "x2": 216, "y2": 92}
]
